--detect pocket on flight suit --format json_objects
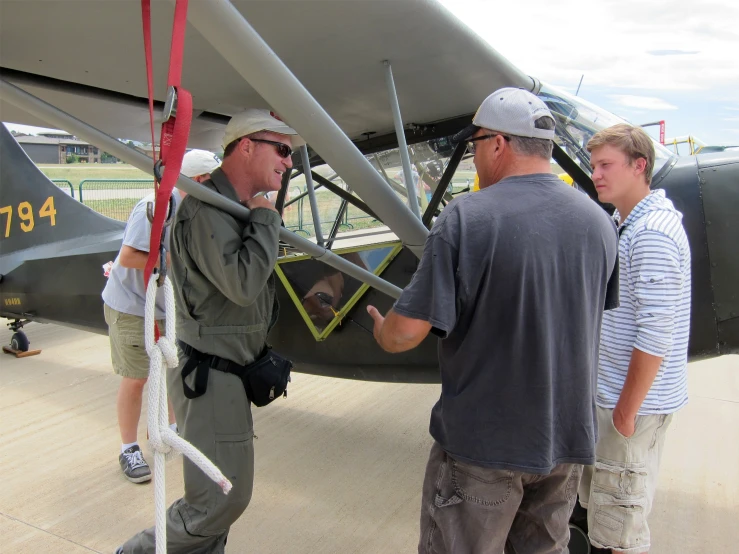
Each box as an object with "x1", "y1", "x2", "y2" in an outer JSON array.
[
  {"x1": 177, "y1": 366, "x2": 255, "y2": 538},
  {"x1": 212, "y1": 369, "x2": 255, "y2": 522}
]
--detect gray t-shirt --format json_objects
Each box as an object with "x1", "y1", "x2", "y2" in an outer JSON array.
[
  {"x1": 102, "y1": 192, "x2": 180, "y2": 318},
  {"x1": 394, "y1": 174, "x2": 619, "y2": 474}
]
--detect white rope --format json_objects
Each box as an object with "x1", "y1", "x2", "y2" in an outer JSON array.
[{"x1": 145, "y1": 271, "x2": 232, "y2": 554}]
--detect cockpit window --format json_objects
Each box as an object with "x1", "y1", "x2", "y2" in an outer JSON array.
[{"x1": 538, "y1": 84, "x2": 674, "y2": 177}]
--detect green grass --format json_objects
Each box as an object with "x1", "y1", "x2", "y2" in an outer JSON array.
[
  {"x1": 84, "y1": 198, "x2": 140, "y2": 222},
  {"x1": 39, "y1": 163, "x2": 151, "y2": 188},
  {"x1": 282, "y1": 192, "x2": 382, "y2": 236},
  {"x1": 79, "y1": 180, "x2": 154, "y2": 191}
]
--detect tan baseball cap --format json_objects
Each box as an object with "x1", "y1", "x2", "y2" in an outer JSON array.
[
  {"x1": 222, "y1": 109, "x2": 305, "y2": 150},
  {"x1": 180, "y1": 149, "x2": 221, "y2": 178}
]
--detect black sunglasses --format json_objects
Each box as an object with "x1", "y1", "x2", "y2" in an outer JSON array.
[
  {"x1": 466, "y1": 133, "x2": 510, "y2": 154},
  {"x1": 249, "y1": 138, "x2": 293, "y2": 159}
]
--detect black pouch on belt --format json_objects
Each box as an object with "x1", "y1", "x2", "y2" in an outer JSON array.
[{"x1": 179, "y1": 341, "x2": 292, "y2": 407}]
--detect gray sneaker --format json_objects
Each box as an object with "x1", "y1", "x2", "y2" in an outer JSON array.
[{"x1": 119, "y1": 445, "x2": 151, "y2": 483}]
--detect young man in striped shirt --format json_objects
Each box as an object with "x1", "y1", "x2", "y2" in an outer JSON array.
[{"x1": 579, "y1": 124, "x2": 691, "y2": 553}]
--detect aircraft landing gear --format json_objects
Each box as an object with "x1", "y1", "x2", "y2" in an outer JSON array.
[
  {"x1": 11, "y1": 330, "x2": 30, "y2": 352},
  {"x1": 3, "y1": 319, "x2": 39, "y2": 358}
]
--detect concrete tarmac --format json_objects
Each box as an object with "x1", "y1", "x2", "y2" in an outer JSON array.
[{"x1": 1, "y1": 322, "x2": 737, "y2": 553}]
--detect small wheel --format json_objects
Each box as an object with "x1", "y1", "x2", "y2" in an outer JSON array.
[
  {"x1": 567, "y1": 523, "x2": 591, "y2": 554},
  {"x1": 11, "y1": 331, "x2": 30, "y2": 352}
]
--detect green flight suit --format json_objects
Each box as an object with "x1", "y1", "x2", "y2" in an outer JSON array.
[{"x1": 119, "y1": 168, "x2": 281, "y2": 554}]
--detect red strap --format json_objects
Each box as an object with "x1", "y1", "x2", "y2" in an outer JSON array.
[
  {"x1": 141, "y1": 0, "x2": 156, "y2": 164},
  {"x1": 143, "y1": 92, "x2": 192, "y2": 291},
  {"x1": 155, "y1": 0, "x2": 189, "y2": 166},
  {"x1": 140, "y1": 0, "x2": 192, "y2": 340},
  {"x1": 167, "y1": 0, "x2": 189, "y2": 88}
]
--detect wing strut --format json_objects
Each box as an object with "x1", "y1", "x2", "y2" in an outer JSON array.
[
  {"x1": 383, "y1": 60, "x2": 422, "y2": 220},
  {"x1": 299, "y1": 145, "x2": 325, "y2": 246},
  {"x1": 0, "y1": 82, "x2": 403, "y2": 300},
  {"x1": 186, "y1": 0, "x2": 429, "y2": 258}
]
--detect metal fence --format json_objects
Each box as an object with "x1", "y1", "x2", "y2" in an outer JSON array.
[
  {"x1": 74, "y1": 179, "x2": 472, "y2": 228},
  {"x1": 280, "y1": 181, "x2": 470, "y2": 237},
  {"x1": 52, "y1": 179, "x2": 75, "y2": 199},
  {"x1": 79, "y1": 179, "x2": 154, "y2": 221},
  {"x1": 281, "y1": 185, "x2": 383, "y2": 237}
]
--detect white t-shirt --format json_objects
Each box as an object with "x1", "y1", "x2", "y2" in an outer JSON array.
[{"x1": 102, "y1": 192, "x2": 180, "y2": 318}]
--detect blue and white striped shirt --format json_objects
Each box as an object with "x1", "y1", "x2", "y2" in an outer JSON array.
[{"x1": 597, "y1": 190, "x2": 691, "y2": 414}]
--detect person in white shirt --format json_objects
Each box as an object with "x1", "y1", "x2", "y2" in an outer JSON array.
[
  {"x1": 578, "y1": 124, "x2": 691, "y2": 554},
  {"x1": 102, "y1": 149, "x2": 221, "y2": 483}
]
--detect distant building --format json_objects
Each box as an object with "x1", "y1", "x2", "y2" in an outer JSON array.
[
  {"x1": 38, "y1": 131, "x2": 76, "y2": 140},
  {"x1": 15, "y1": 134, "x2": 103, "y2": 164},
  {"x1": 134, "y1": 144, "x2": 162, "y2": 157}
]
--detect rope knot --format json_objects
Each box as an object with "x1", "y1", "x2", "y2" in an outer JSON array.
[
  {"x1": 157, "y1": 336, "x2": 179, "y2": 368},
  {"x1": 149, "y1": 428, "x2": 173, "y2": 456}
]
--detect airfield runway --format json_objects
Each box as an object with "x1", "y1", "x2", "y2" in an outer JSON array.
[{"x1": 1, "y1": 322, "x2": 737, "y2": 553}]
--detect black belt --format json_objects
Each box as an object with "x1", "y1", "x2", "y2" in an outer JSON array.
[
  {"x1": 178, "y1": 339, "x2": 262, "y2": 399},
  {"x1": 178, "y1": 340, "x2": 292, "y2": 407}
]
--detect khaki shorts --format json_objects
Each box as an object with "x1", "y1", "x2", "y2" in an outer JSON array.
[
  {"x1": 104, "y1": 304, "x2": 163, "y2": 380},
  {"x1": 579, "y1": 405, "x2": 673, "y2": 553}
]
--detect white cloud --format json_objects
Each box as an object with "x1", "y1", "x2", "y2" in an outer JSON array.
[
  {"x1": 609, "y1": 95, "x2": 678, "y2": 111},
  {"x1": 3, "y1": 122, "x2": 62, "y2": 135},
  {"x1": 439, "y1": 0, "x2": 739, "y2": 92},
  {"x1": 724, "y1": 117, "x2": 739, "y2": 122},
  {"x1": 648, "y1": 50, "x2": 699, "y2": 56},
  {"x1": 438, "y1": 0, "x2": 739, "y2": 144}
]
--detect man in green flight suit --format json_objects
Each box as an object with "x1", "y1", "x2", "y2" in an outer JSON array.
[{"x1": 117, "y1": 109, "x2": 304, "y2": 553}]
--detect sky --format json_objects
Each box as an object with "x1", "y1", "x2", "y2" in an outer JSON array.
[
  {"x1": 5, "y1": 0, "x2": 738, "y2": 147},
  {"x1": 439, "y1": 0, "x2": 739, "y2": 146}
]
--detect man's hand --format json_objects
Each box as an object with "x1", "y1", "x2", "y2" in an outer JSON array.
[
  {"x1": 612, "y1": 408, "x2": 636, "y2": 438},
  {"x1": 367, "y1": 305, "x2": 386, "y2": 343},
  {"x1": 246, "y1": 195, "x2": 278, "y2": 213},
  {"x1": 613, "y1": 348, "x2": 664, "y2": 439}
]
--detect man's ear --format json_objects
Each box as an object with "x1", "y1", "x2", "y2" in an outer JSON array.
[
  {"x1": 633, "y1": 157, "x2": 647, "y2": 176},
  {"x1": 238, "y1": 137, "x2": 252, "y2": 157}
]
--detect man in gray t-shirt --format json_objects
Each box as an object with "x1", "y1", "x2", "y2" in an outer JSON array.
[
  {"x1": 102, "y1": 149, "x2": 220, "y2": 484},
  {"x1": 368, "y1": 88, "x2": 618, "y2": 553}
]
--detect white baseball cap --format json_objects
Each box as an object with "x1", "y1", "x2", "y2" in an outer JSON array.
[
  {"x1": 454, "y1": 88, "x2": 556, "y2": 142},
  {"x1": 180, "y1": 149, "x2": 221, "y2": 178},
  {"x1": 222, "y1": 108, "x2": 305, "y2": 151}
]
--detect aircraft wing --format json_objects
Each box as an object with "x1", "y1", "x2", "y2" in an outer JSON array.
[{"x1": 0, "y1": 0, "x2": 533, "y2": 149}]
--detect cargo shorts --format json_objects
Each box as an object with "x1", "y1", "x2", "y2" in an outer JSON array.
[
  {"x1": 104, "y1": 304, "x2": 164, "y2": 380},
  {"x1": 578, "y1": 405, "x2": 673, "y2": 553}
]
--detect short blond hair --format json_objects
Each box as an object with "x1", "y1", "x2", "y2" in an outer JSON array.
[{"x1": 587, "y1": 123, "x2": 655, "y2": 184}]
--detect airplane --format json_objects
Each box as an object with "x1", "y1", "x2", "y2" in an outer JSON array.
[
  {"x1": 1, "y1": 2, "x2": 737, "y2": 551},
  {"x1": 1, "y1": 0, "x2": 737, "y2": 379},
  {"x1": 664, "y1": 135, "x2": 739, "y2": 156}
]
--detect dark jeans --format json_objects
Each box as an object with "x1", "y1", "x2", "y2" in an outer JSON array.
[{"x1": 419, "y1": 442, "x2": 582, "y2": 554}]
